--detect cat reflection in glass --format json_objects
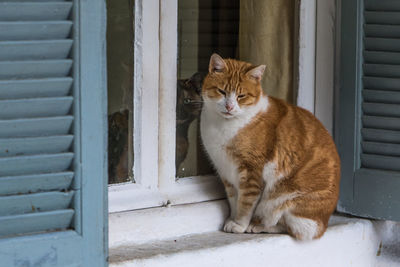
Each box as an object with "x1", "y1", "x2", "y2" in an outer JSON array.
[{"x1": 176, "y1": 72, "x2": 205, "y2": 173}]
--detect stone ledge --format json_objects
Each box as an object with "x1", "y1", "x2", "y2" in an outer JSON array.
[{"x1": 109, "y1": 215, "x2": 387, "y2": 267}]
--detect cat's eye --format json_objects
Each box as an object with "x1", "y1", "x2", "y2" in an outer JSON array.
[
  {"x1": 217, "y1": 89, "x2": 226, "y2": 95},
  {"x1": 183, "y1": 98, "x2": 191, "y2": 104},
  {"x1": 237, "y1": 94, "x2": 246, "y2": 99}
]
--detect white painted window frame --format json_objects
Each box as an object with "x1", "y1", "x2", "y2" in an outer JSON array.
[
  {"x1": 297, "y1": 0, "x2": 316, "y2": 114},
  {"x1": 108, "y1": 0, "x2": 224, "y2": 213},
  {"x1": 297, "y1": 0, "x2": 336, "y2": 134}
]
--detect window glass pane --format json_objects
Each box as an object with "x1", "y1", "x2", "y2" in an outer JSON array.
[
  {"x1": 176, "y1": 0, "x2": 240, "y2": 178},
  {"x1": 107, "y1": 0, "x2": 134, "y2": 184}
]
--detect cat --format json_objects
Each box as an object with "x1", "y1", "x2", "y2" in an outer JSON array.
[
  {"x1": 176, "y1": 72, "x2": 204, "y2": 173},
  {"x1": 200, "y1": 54, "x2": 340, "y2": 240}
]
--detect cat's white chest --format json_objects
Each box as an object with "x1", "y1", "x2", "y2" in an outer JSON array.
[
  {"x1": 200, "y1": 96, "x2": 268, "y2": 186},
  {"x1": 200, "y1": 113, "x2": 240, "y2": 186}
]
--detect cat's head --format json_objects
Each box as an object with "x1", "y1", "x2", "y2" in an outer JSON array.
[
  {"x1": 177, "y1": 72, "x2": 205, "y2": 119},
  {"x1": 202, "y1": 53, "x2": 266, "y2": 119}
]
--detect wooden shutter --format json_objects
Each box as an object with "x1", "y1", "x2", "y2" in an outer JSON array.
[
  {"x1": 338, "y1": 0, "x2": 400, "y2": 220},
  {"x1": 0, "y1": 1, "x2": 107, "y2": 266},
  {"x1": 0, "y1": 0, "x2": 75, "y2": 237}
]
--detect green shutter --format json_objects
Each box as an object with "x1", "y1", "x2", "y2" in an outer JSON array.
[
  {"x1": 338, "y1": 0, "x2": 400, "y2": 220},
  {"x1": 0, "y1": 0, "x2": 107, "y2": 266}
]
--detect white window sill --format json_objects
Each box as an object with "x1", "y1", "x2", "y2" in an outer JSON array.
[
  {"x1": 109, "y1": 200, "x2": 399, "y2": 267},
  {"x1": 109, "y1": 200, "x2": 229, "y2": 247},
  {"x1": 108, "y1": 176, "x2": 225, "y2": 213}
]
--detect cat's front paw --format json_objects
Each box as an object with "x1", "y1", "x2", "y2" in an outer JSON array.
[
  {"x1": 223, "y1": 219, "x2": 246, "y2": 233},
  {"x1": 245, "y1": 222, "x2": 264, "y2": 233}
]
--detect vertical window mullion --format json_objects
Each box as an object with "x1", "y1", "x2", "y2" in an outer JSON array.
[
  {"x1": 159, "y1": 0, "x2": 178, "y2": 189},
  {"x1": 133, "y1": 0, "x2": 160, "y2": 189}
]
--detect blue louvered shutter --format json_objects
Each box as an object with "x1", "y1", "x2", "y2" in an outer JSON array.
[
  {"x1": 0, "y1": 1, "x2": 107, "y2": 266},
  {"x1": 338, "y1": 0, "x2": 400, "y2": 220}
]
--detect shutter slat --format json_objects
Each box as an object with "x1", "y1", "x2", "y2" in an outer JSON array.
[
  {"x1": 0, "y1": 172, "x2": 73, "y2": 195},
  {"x1": 362, "y1": 128, "x2": 400, "y2": 143},
  {"x1": 0, "y1": 78, "x2": 72, "y2": 100},
  {"x1": 364, "y1": 25, "x2": 400, "y2": 38},
  {"x1": 364, "y1": 38, "x2": 400, "y2": 52},
  {"x1": 363, "y1": 89, "x2": 400, "y2": 103},
  {"x1": 365, "y1": 11, "x2": 400, "y2": 25},
  {"x1": 364, "y1": 51, "x2": 400, "y2": 65},
  {"x1": 363, "y1": 76, "x2": 400, "y2": 91},
  {"x1": 363, "y1": 102, "x2": 400, "y2": 117},
  {"x1": 362, "y1": 141, "x2": 400, "y2": 157},
  {"x1": 0, "y1": 97, "x2": 73, "y2": 119},
  {"x1": 0, "y1": 209, "x2": 74, "y2": 237},
  {"x1": 0, "y1": 60, "x2": 72, "y2": 80},
  {"x1": 0, "y1": 191, "x2": 74, "y2": 216},
  {"x1": 0, "y1": 40, "x2": 72, "y2": 61},
  {"x1": 363, "y1": 115, "x2": 400, "y2": 130},
  {"x1": 0, "y1": 153, "x2": 73, "y2": 176},
  {"x1": 0, "y1": 2, "x2": 72, "y2": 21},
  {"x1": 0, "y1": 116, "x2": 73, "y2": 138},
  {"x1": 365, "y1": 0, "x2": 400, "y2": 11},
  {"x1": 364, "y1": 64, "x2": 400, "y2": 78},
  {"x1": 361, "y1": 153, "x2": 400, "y2": 171},
  {"x1": 0, "y1": 135, "x2": 73, "y2": 157},
  {"x1": 0, "y1": 21, "x2": 72, "y2": 41},
  {"x1": 363, "y1": 77, "x2": 400, "y2": 91}
]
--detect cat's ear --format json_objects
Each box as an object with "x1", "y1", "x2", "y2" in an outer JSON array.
[
  {"x1": 209, "y1": 53, "x2": 227, "y2": 73},
  {"x1": 246, "y1": 65, "x2": 266, "y2": 82},
  {"x1": 189, "y1": 72, "x2": 205, "y2": 94},
  {"x1": 177, "y1": 79, "x2": 186, "y2": 90}
]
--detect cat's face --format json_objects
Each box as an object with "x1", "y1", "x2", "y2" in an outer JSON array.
[
  {"x1": 202, "y1": 54, "x2": 266, "y2": 119},
  {"x1": 177, "y1": 72, "x2": 204, "y2": 119}
]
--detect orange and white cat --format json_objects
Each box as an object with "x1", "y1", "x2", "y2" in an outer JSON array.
[{"x1": 200, "y1": 54, "x2": 340, "y2": 240}]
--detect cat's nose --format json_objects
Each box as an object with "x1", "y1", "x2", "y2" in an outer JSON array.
[{"x1": 225, "y1": 104, "x2": 234, "y2": 112}]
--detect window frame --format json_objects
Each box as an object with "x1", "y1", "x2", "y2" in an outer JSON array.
[{"x1": 108, "y1": 0, "x2": 225, "y2": 213}]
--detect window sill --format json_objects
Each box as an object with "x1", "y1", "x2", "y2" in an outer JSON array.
[
  {"x1": 109, "y1": 199, "x2": 229, "y2": 247},
  {"x1": 108, "y1": 176, "x2": 225, "y2": 213},
  {"x1": 109, "y1": 200, "x2": 398, "y2": 267}
]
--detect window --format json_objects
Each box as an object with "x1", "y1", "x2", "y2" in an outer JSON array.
[
  {"x1": 107, "y1": 0, "x2": 134, "y2": 184},
  {"x1": 176, "y1": 1, "x2": 239, "y2": 178}
]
